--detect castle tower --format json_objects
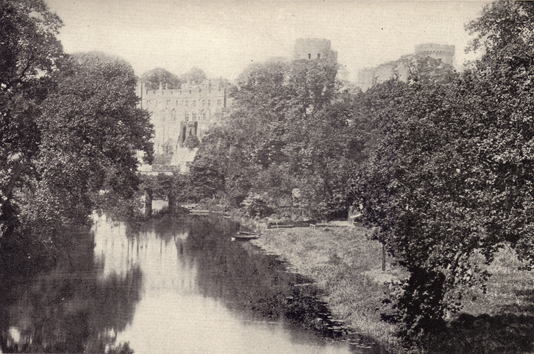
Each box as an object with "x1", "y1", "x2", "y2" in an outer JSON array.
[
  {"x1": 293, "y1": 38, "x2": 338, "y2": 64},
  {"x1": 415, "y1": 43, "x2": 455, "y2": 67}
]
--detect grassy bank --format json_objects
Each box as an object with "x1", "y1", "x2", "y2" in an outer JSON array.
[{"x1": 251, "y1": 223, "x2": 403, "y2": 351}]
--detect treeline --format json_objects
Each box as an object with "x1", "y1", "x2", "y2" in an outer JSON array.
[
  {"x1": 0, "y1": 0, "x2": 153, "y2": 267},
  {"x1": 157, "y1": 2, "x2": 534, "y2": 352}
]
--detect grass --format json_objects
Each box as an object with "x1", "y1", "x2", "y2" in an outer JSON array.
[
  {"x1": 250, "y1": 222, "x2": 534, "y2": 353},
  {"x1": 461, "y1": 244, "x2": 534, "y2": 317},
  {"x1": 251, "y1": 223, "x2": 402, "y2": 351},
  {"x1": 426, "y1": 245, "x2": 534, "y2": 353}
]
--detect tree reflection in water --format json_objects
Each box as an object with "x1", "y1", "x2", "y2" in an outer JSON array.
[
  {"x1": 0, "y1": 223, "x2": 142, "y2": 353},
  {"x1": 1, "y1": 215, "x2": 388, "y2": 354}
]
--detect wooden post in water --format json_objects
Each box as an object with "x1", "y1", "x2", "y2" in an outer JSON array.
[{"x1": 144, "y1": 189, "x2": 153, "y2": 216}]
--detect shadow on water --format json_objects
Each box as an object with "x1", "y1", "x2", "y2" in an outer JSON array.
[
  {"x1": 179, "y1": 215, "x2": 389, "y2": 353},
  {"x1": 0, "y1": 226, "x2": 143, "y2": 353},
  {"x1": 425, "y1": 289, "x2": 534, "y2": 353}
]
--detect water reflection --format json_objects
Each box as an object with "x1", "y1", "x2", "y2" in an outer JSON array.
[
  {"x1": 1, "y1": 215, "x2": 388, "y2": 354},
  {"x1": 0, "y1": 224, "x2": 142, "y2": 353}
]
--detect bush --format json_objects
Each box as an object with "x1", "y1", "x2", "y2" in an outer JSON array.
[{"x1": 241, "y1": 194, "x2": 273, "y2": 218}]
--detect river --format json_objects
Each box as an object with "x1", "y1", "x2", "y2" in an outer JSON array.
[{"x1": 0, "y1": 213, "x2": 390, "y2": 354}]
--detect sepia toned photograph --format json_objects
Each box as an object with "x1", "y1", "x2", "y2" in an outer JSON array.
[{"x1": 2, "y1": 0, "x2": 534, "y2": 353}]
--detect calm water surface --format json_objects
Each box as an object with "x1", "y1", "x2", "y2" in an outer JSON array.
[{"x1": 0, "y1": 214, "x2": 389, "y2": 354}]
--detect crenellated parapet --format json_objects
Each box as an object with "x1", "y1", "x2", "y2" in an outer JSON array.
[{"x1": 415, "y1": 43, "x2": 455, "y2": 67}]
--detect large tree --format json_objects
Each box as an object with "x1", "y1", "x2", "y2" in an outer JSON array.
[
  {"x1": 0, "y1": 0, "x2": 64, "y2": 240},
  {"x1": 353, "y1": 2, "x2": 534, "y2": 351},
  {"x1": 189, "y1": 58, "x2": 363, "y2": 216},
  {"x1": 22, "y1": 52, "x2": 153, "y2": 231},
  {"x1": 1, "y1": 5, "x2": 153, "y2": 255}
]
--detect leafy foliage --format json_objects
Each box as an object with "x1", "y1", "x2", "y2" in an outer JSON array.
[
  {"x1": 140, "y1": 67, "x2": 182, "y2": 90},
  {"x1": 0, "y1": 6, "x2": 154, "y2": 259},
  {"x1": 351, "y1": 2, "x2": 534, "y2": 351},
  {"x1": 140, "y1": 66, "x2": 209, "y2": 91},
  {"x1": 191, "y1": 58, "x2": 365, "y2": 218}
]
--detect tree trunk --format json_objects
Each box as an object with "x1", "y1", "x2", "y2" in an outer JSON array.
[
  {"x1": 144, "y1": 189, "x2": 153, "y2": 216},
  {"x1": 382, "y1": 243, "x2": 386, "y2": 271}
]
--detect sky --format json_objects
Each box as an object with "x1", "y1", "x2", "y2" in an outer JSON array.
[{"x1": 44, "y1": 0, "x2": 489, "y2": 82}]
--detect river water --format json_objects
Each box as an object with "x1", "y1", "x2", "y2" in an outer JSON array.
[{"x1": 0, "y1": 214, "x2": 389, "y2": 354}]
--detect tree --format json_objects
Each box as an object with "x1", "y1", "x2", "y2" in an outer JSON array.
[
  {"x1": 463, "y1": 1, "x2": 534, "y2": 267},
  {"x1": 180, "y1": 67, "x2": 208, "y2": 84},
  {"x1": 353, "y1": 2, "x2": 534, "y2": 350},
  {"x1": 140, "y1": 67, "x2": 182, "y2": 90},
  {"x1": 1, "y1": 50, "x2": 153, "y2": 258},
  {"x1": 0, "y1": 0, "x2": 64, "y2": 240}
]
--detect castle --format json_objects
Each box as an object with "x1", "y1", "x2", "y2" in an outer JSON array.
[
  {"x1": 138, "y1": 40, "x2": 454, "y2": 172},
  {"x1": 136, "y1": 79, "x2": 232, "y2": 172},
  {"x1": 356, "y1": 43, "x2": 455, "y2": 90},
  {"x1": 293, "y1": 38, "x2": 338, "y2": 64},
  {"x1": 139, "y1": 38, "x2": 337, "y2": 173}
]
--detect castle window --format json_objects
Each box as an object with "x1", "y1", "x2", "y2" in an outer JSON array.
[
  {"x1": 207, "y1": 99, "x2": 211, "y2": 106},
  {"x1": 185, "y1": 112, "x2": 189, "y2": 121},
  {"x1": 317, "y1": 53, "x2": 321, "y2": 59},
  {"x1": 308, "y1": 53, "x2": 311, "y2": 59},
  {"x1": 175, "y1": 100, "x2": 178, "y2": 106},
  {"x1": 189, "y1": 90, "x2": 192, "y2": 94},
  {"x1": 202, "y1": 112, "x2": 206, "y2": 120},
  {"x1": 192, "y1": 112, "x2": 197, "y2": 121},
  {"x1": 217, "y1": 99, "x2": 222, "y2": 106}
]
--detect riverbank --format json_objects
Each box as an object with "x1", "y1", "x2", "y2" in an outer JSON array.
[{"x1": 251, "y1": 223, "x2": 403, "y2": 351}]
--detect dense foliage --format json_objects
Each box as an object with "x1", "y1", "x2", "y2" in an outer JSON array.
[
  {"x1": 0, "y1": 1, "x2": 153, "y2": 261},
  {"x1": 140, "y1": 66, "x2": 209, "y2": 91},
  {"x1": 189, "y1": 59, "x2": 366, "y2": 219},
  {"x1": 352, "y1": 2, "x2": 534, "y2": 351}
]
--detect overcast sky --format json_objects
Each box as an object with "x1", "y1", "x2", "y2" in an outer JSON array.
[{"x1": 44, "y1": 0, "x2": 489, "y2": 82}]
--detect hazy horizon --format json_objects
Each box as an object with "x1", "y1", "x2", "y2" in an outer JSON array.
[{"x1": 45, "y1": 0, "x2": 489, "y2": 82}]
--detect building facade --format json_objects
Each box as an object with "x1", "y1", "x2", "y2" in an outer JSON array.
[{"x1": 137, "y1": 79, "x2": 232, "y2": 172}]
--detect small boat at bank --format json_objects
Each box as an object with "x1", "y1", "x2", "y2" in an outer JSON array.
[{"x1": 232, "y1": 231, "x2": 259, "y2": 241}]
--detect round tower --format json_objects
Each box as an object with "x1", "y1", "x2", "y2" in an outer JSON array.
[{"x1": 415, "y1": 43, "x2": 455, "y2": 67}]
